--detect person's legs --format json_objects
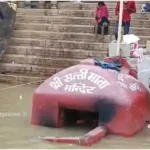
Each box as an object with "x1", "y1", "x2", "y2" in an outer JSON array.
[
  {"x1": 97, "y1": 23, "x2": 102, "y2": 34},
  {"x1": 102, "y1": 18, "x2": 109, "y2": 35},
  {"x1": 104, "y1": 25, "x2": 109, "y2": 35},
  {"x1": 97, "y1": 18, "x2": 109, "y2": 35},
  {"x1": 124, "y1": 21, "x2": 130, "y2": 35}
]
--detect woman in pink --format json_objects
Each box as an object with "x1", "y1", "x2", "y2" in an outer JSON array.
[{"x1": 95, "y1": 1, "x2": 109, "y2": 35}]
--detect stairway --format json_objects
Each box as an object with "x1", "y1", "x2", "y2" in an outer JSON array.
[{"x1": 0, "y1": 1, "x2": 149, "y2": 84}]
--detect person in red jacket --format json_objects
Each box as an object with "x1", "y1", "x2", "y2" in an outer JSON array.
[
  {"x1": 114, "y1": 1, "x2": 136, "y2": 40},
  {"x1": 95, "y1": 1, "x2": 109, "y2": 35}
]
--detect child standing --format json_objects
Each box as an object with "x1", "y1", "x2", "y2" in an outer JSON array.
[{"x1": 95, "y1": 1, "x2": 109, "y2": 35}]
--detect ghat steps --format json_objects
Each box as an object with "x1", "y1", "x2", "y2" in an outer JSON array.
[
  {"x1": 0, "y1": 2, "x2": 149, "y2": 84},
  {"x1": 16, "y1": 15, "x2": 150, "y2": 28}
]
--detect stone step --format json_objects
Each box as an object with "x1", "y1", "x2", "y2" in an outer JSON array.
[
  {"x1": 12, "y1": 30, "x2": 111, "y2": 42},
  {"x1": 16, "y1": 2, "x2": 143, "y2": 10},
  {"x1": 15, "y1": 23, "x2": 94, "y2": 33},
  {"x1": 0, "y1": 63, "x2": 63, "y2": 76},
  {"x1": 16, "y1": 16, "x2": 150, "y2": 28},
  {"x1": 17, "y1": 9, "x2": 150, "y2": 20},
  {"x1": 11, "y1": 30, "x2": 149, "y2": 45},
  {"x1": 57, "y1": 2, "x2": 142, "y2": 10},
  {"x1": 15, "y1": 23, "x2": 150, "y2": 36},
  {"x1": 10, "y1": 38, "x2": 107, "y2": 51},
  {"x1": 0, "y1": 73, "x2": 45, "y2": 84},
  {"x1": 2, "y1": 54, "x2": 82, "y2": 68},
  {"x1": 7, "y1": 46, "x2": 107, "y2": 59},
  {"x1": 80, "y1": 1, "x2": 146, "y2": 3}
]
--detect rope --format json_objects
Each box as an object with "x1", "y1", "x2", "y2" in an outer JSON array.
[{"x1": 0, "y1": 79, "x2": 45, "y2": 91}]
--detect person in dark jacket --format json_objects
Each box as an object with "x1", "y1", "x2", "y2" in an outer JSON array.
[
  {"x1": 114, "y1": 1, "x2": 136, "y2": 40},
  {"x1": 141, "y1": 2, "x2": 150, "y2": 12},
  {"x1": 95, "y1": 1, "x2": 109, "y2": 35}
]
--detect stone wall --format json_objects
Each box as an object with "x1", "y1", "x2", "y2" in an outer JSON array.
[{"x1": 0, "y1": 2, "x2": 16, "y2": 59}]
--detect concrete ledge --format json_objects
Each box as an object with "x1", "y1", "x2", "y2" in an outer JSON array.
[
  {"x1": 12, "y1": 30, "x2": 111, "y2": 43},
  {"x1": 57, "y1": 2, "x2": 142, "y2": 10},
  {"x1": 16, "y1": 2, "x2": 142, "y2": 10},
  {"x1": 7, "y1": 46, "x2": 107, "y2": 59},
  {"x1": 10, "y1": 38, "x2": 108, "y2": 51},
  {"x1": 14, "y1": 23, "x2": 150, "y2": 36},
  {"x1": 0, "y1": 73, "x2": 44, "y2": 84},
  {"x1": 11, "y1": 30, "x2": 149, "y2": 45},
  {"x1": 2, "y1": 54, "x2": 81, "y2": 68},
  {"x1": 16, "y1": 9, "x2": 150, "y2": 20},
  {"x1": 15, "y1": 16, "x2": 150, "y2": 28},
  {"x1": 0, "y1": 63, "x2": 63, "y2": 76}
]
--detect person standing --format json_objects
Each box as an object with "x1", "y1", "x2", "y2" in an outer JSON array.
[{"x1": 114, "y1": 1, "x2": 136, "y2": 40}]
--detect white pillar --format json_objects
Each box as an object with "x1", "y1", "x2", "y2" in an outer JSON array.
[{"x1": 116, "y1": 0, "x2": 124, "y2": 56}]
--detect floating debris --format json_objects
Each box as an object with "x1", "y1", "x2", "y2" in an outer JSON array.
[{"x1": 19, "y1": 95, "x2": 23, "y2": 100}]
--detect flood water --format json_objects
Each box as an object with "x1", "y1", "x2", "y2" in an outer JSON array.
[{"x1": 0, "y1": 83, "x2": 150, "y2": 149}]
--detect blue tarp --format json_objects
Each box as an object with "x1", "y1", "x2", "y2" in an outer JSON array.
[{"x1": 93, "y1": 58, "x2": 122, "y2": 72}]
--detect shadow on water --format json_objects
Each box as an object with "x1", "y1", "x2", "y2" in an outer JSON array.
[{"x1": 0, "y1": 83, "x2": 150, "y2": 148}]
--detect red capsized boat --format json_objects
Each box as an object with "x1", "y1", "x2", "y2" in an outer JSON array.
[{"x1": 31, "y1": 56, "x2": 150, "y2": 146}]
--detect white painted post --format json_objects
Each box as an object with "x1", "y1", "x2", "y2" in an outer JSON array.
[{"x1": 116, "y1": 0, "x2": 124, "y2": 56}]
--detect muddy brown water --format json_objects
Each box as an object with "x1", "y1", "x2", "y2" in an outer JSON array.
[{"x1": 0, "y1": 83, "x2": 150, "y2": 148}]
